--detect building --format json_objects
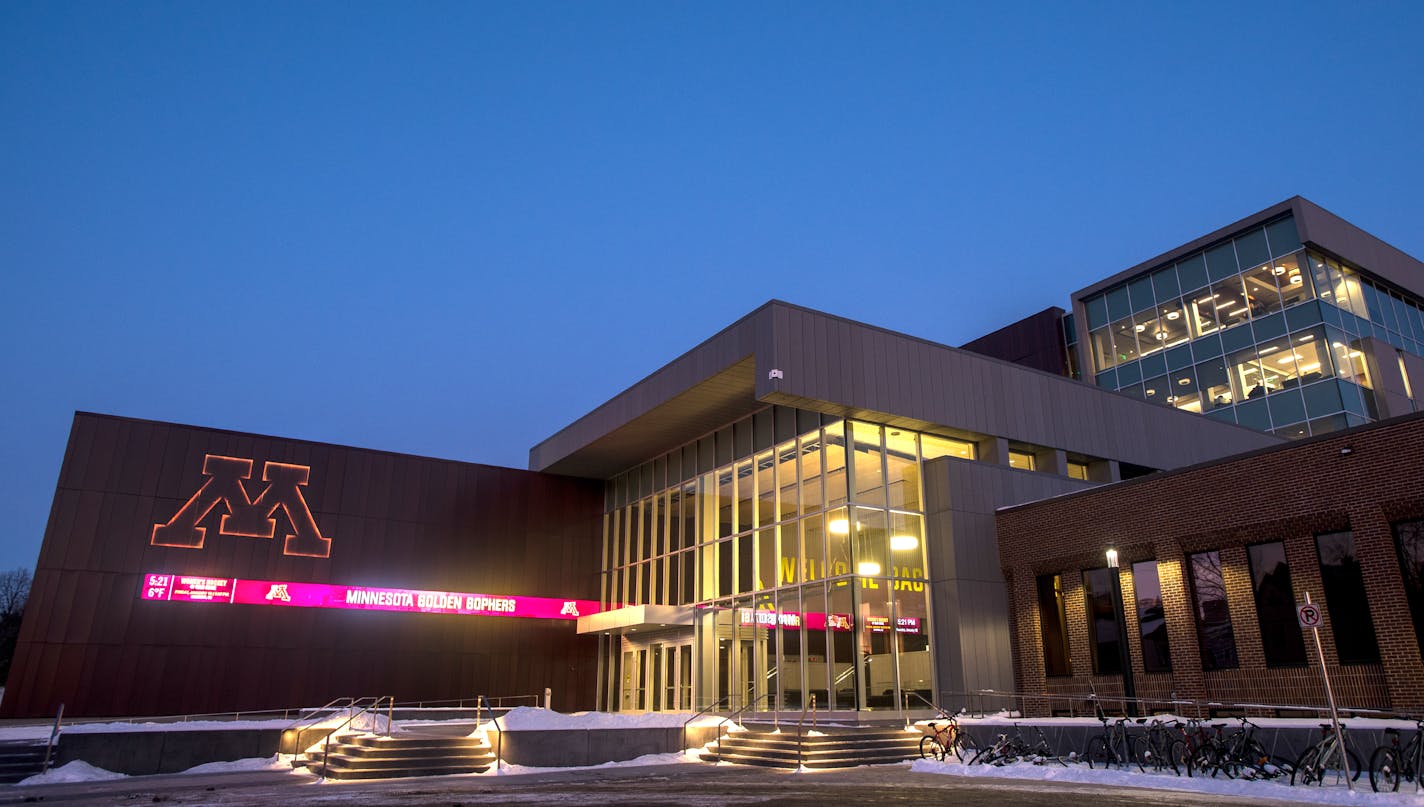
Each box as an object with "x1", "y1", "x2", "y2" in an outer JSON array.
[
  {"x1": 2, "y1": 302, "x2": 1277, "y2": 719},
  {"x1": 968, "y1": 198, "x2": 1424, "y2": 439},
  {"x1": 996, "y1": 411, "x2": 1424, "y2": 717},
  {"x1": 531, "y1": 301, "x2": 1277, "y2": 714},
  {"x1": 0, "y1": 414, "x2": 605, "y2": 718},
  {"x1": 8, "y1": 199, "x2": 1419, "y2": 721}
]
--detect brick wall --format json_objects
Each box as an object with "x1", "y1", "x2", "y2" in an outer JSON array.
[{"x1": 998, "y1": 411, "x2": 1424, "y2": 717}]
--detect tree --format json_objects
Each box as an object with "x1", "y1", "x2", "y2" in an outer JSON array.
[{"x1": 0, "y1": 568, "x2": 32, "y2": 686}]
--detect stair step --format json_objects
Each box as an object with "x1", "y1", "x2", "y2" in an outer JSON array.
[
  {"x1": 307, "y1": 761, "x2": 493, "y2": 780},
  {"x1": 339, "y1": 743, "x2": 490, "y2": 759},
  {"x1": 325, "y1": 753, "x2": 495, "y2": 770},
  {"x1": 351, "y1": 735, "x2": 487, "y2": 750},
  {"x1": 703, "y1": 726, "x2": 924, "y2": 770}
]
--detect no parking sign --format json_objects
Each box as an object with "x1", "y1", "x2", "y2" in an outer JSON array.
[{"x1": 1296, "y1": 602, "x2": 1323, "y2": 628}]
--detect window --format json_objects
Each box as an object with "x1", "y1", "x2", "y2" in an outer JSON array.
[
  {"x1": 1315, "y1": 531, "x2": 1380, "y2": 663},
  {"x1": 1246, "y1": 542, "x2": 1307, "y2": 666},
  {"x1": 1187, "y1": 551, "x2": 1238, "y2": 670},
  {"x1": 1036, "y1": 574, "x2": 1072, "y2": 676},
  {"x1": 1082, "y1": 568, "x2": 1122, "y2": 674},
  {"x1": 1008, "y1": 450, "x2": 1036, "y2": 471},
  {"x1": 921, "y1": 434, "x2": 975, "y2": 461},
  {"x1": 1131, "y1": 560, "x2": 1170, "y2": 672},
  {"x1": 1394, "y1": 519, "x2": 1424, "y2": 659},
  {"x1": 1067, "y1": 461, "x2": 1090, "y2": 481}
]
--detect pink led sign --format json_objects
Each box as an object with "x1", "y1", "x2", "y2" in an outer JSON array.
[{"x1": 141, "y1": 573, "x2": 599, "y2": 621}]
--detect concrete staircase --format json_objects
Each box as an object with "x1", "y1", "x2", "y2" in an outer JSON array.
[
  {"x1": 0, "y1": 741, "x2": 48, "y2": 784},
  {"x1": 299, "y1": 729, "x2": 495, "y2": 779},
  {"x1": 700, "y1": 724, "x2": 923, "y2": 769}
]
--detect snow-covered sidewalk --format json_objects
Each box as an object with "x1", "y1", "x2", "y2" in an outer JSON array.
[{"x1": 911, "y1": 757, "x2": 1424, "y2": 805}]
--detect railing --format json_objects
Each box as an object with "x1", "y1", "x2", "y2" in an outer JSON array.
[
  {"x1": 901, "y1": 691, "x2": 948, "y2": 729},
  {"x1": 945, "y1": 688, "x2": 1416, "y2": 722},
  {"x1": 318, "y1": 696, "x2": 393, "y2": 781},
  {"x1": 795, "y1": 693, "x2": 818, "y2": 770},
  {"x1": 715, "y1": 693, "x2": 774, "y2": 764},
  {"x1": 681, "y1": 696, "x2": 729, "y2": 754},
  {"x1": 41, "y1": 703, "x2": 63, "y2": 774},
  {"x1": 394, "y1": 693, "x2": 541, "y2": 710}
]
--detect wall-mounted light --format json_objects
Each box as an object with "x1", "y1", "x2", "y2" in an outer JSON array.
[
  {"x1": 857, "y1": 562, "x2": 882, "y2": 576},
  {"x1": 1106, "y1": 548, "x2": 1120, "y2": 569}
]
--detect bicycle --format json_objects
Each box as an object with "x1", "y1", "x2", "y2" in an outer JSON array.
[
  {"x1": 1292, "y1": 722, "x2": 1362, "y2": 786},
  {"x1": 1212, "y1": 717, "x2": 1291, "y2": 781},
  {"x1": 919, "y1": 714, "x2": 967, "y2": 762},
  {"x1": 969, "y1": 723, "x2": 1068, "y2": 767},
  {"x1": 1086, "y1": 713, "x2": 1139, "y2": 771},
  {"x1": 1370, "y1": 718, "x2": 1424, "y2": 792},
  {"x1": 1131, "y1": 718, "x2": 1188, "y2": 776}
]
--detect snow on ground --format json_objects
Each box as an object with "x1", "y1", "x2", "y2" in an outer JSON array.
[
  {"x1": 487, "y1": 707, "x2": 724, "y2": 731},
  {"x1": 910, "y1": 758, "x2": 1424, "y2": 805},
  {"x1": 17, "y1": 760, "x2": 127, "y2": 786},
  {"x1": 488, "y1": 749, "x2": 702, "y2": 777},
  {"x1": 180, "y1": 755, "x2": 293, "y2": 775}
]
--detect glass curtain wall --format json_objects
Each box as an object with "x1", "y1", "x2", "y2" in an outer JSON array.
[
  {"x1": 602, "y1": 409, "x2": 939, "y2": 712},
  {"x1": 1083, "y1": 213, "x2": 1424, "y2": 438}
]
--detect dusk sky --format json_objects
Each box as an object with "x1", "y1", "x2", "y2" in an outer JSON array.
[{"x1": 3, "y1": 2, "x2": 1422, "y2": 571}]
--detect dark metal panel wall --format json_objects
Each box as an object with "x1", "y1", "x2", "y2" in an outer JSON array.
[
  {"x1": 2, "y1": 413, "x2": 604, "y2": 718},
  {"x1": 759, "y1": 303, "x2": 1282, "y2": 470}
]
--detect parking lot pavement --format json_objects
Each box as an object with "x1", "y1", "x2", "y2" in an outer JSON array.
[{"x1": 0, "y1": 762, "x2": 1311, "y2": 806}]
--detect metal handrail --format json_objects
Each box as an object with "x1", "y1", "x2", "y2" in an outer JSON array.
[
  {"x1": 955, "y1": 688, "x2": 1419, "y2": 722},
  {"x1": 681, "y1": 696, "x2": 729, "y2": 754},
  {"x1": 282, "y1": 697, "x2": 357, "y2": 733},
  {"x1": 795, "y1": 693, "x2": 818, "y2": 770},
  {"x1": 715, "y1": 693, "x2": 774, "y2": 764},
  {"x1": 317, "y1": 696, "x2": 392, "y2": 781},
  {"x1": 41, "y1": 703, "x2": 63, "y2": 774},
  {"x1": 902, "y1": 691, "x2": 950, "y2": 729},
  {"x1": 395, "y1": 693, "x2": 541, "y2": 710}
]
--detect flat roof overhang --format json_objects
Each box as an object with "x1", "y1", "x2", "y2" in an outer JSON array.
[
  {"x1": 529, "y1": 301, "x2": 1285, "y2": 481},
  {"x1": 577, "y1": 604, "x2": 695, "y2": 635}
]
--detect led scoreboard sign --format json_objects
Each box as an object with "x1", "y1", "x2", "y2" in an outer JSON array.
[{"x1": 141, "y1": 574, "x2": 600, "y2": 621}]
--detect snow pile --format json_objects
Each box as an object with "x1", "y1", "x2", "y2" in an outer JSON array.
[
  {"x1": 180, "y1": 755, "x2": 291, "y2": 775},
  {"x1": 491, "y1": 707, "x2": 723, "y2": 731},
  {"x1": 17, "y1": 760, "x2": 126, "y2": 786},
  {"x1": 493, "y1": 750, "x2": 696, "y2": 776},
  {"x1": 910, "y1": 759, "x2": 1424, "y2": 805}
]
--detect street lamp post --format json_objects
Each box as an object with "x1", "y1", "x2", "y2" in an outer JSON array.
[{"x1": 1105, "y1": 549, "x2": 1138, "y2": 717}]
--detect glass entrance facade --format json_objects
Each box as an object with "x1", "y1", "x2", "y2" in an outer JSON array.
[{"x1": 598, "y1": 409, "x2": 956, "y2": 712}]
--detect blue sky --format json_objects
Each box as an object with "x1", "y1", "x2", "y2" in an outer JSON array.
[{"x1": 2, "y1": 1, "x2": 1422, "y2": 570}]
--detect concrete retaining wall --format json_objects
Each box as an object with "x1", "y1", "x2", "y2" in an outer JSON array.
[
  {"x1": 54, "y1": 724, "x2": 727, "y2": 775},
  {"x1": 55, "y1": 730, "x2": 283, "y2": 776},
  {"x1": 497, "y1": 726, "x2": 724, "y2": 767}
]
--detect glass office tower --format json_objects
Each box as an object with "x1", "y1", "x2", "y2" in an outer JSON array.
[{"x1": 1072, "y1": 204, "x2": 1424, "y2": 438}]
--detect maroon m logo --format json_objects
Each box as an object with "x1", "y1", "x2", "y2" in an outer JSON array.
[{"x1": 151, "y1": 455, "x2": 331, "y2": 558}]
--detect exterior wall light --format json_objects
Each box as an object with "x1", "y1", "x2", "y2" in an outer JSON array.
[{"x1": 1105, "y1": 548, "x2": 1119, "y2": 569}]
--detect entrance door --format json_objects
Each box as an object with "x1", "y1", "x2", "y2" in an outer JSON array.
[{"x1": 650, "y1": 645, "x2": 664, "y2": 711}]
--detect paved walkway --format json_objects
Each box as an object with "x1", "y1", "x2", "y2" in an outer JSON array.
[{"x1": 0, "y1": 762, "x2": 1317, "y2": 806}]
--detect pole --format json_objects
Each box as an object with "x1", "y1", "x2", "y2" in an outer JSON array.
[
  {"x1": 1109, "y1": 568, "x2": 1137, "y2": 716},
  {"x1": 891, "y1": 598, "x2": 905, "y2": 728},
  {"x1": 1306, "y1": 592, "x2": 1351, "y2": 790}
]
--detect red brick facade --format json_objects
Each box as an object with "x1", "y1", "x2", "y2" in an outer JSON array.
[{"x1": 997, "y1": 412, "x2": 1424, "y2": 717}]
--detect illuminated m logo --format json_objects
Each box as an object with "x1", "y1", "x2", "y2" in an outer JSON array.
[{"x1": 151, "y1": 455, "x2": 331, "y2": 558}]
